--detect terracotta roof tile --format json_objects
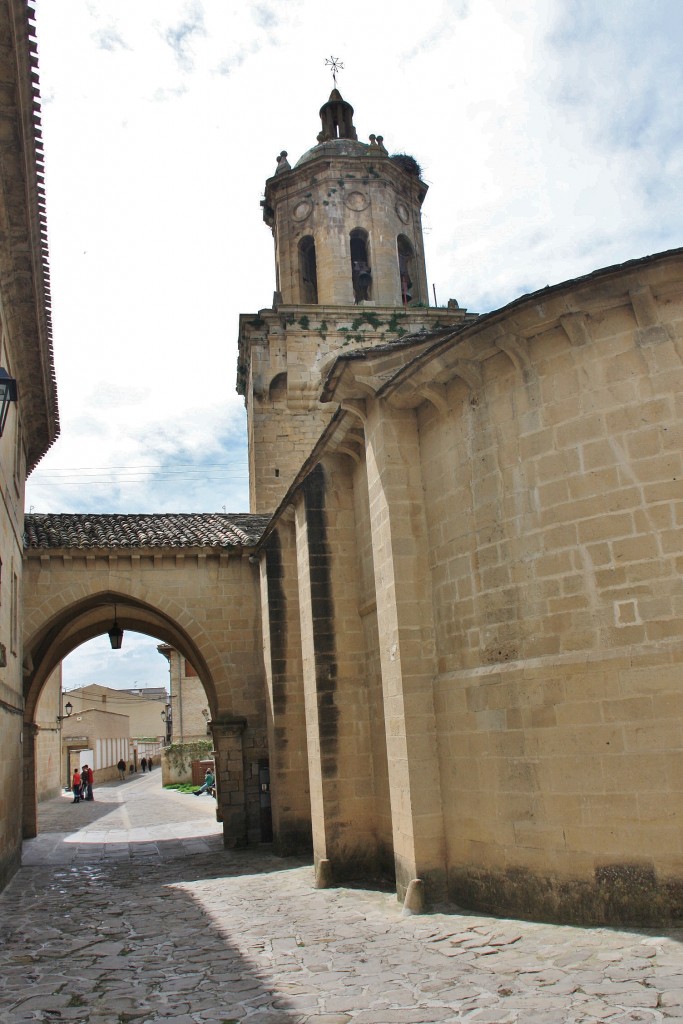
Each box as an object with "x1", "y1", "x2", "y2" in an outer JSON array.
[{"x1": 24, "y1": 513, "x2": 270, "y2": 551}]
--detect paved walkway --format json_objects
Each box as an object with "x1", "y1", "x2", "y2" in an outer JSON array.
[
  {"x1": 1, "y1": 775, "x2": 683, "y2": 1023},
  {"x1": 22, "y1": 768, "x2": 224, "y2": 866}
]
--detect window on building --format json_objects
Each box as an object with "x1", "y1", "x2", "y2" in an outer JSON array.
[
  {"x1": 298, "y1": 236, "x2": 318, "y2": 304},
  {"x1": 350, "y1": 228, "x2": 372, "y2": 303},
  {"x1": 397, "y1": 235, "x2": 416, "y2": 305},
  {"x1": 185, "y1": 660, "x2": 197, "y2": 677}
]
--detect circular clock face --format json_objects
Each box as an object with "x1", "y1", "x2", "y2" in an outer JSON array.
[
  {"x1": 395, "y1": 201, "x2": 409, "y2": 224},
  {"x1": 291, "y1": 199, "x2": 313, "y2": 222},
  {"x1": 344, "y1": 190, "x2": 369, "y2": 212}
]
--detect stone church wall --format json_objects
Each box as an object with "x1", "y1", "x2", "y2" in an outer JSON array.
[
  {"x1": 415, "y1": 280, "x2": 683, "y2": 923},
  {"x1": 260, "y1": 519, "x2": 312, "y2": 854},
  {"x1": 351, "y1": 452, "x2": 393, "y2": 870},
  {"x1": 258, "y1": 249, "x2": 683, "y2": 923}
]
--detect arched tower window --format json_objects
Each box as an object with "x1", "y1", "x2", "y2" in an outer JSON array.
[
  {"x1": 350, "y1": 228, "x2": 372, "y2": 303},
  {"x1": 298, "y1": 236, "x2": 318, "y2": 304},
  {"x1": 397, "y1": 235, "x2": 415, "y2": 306}
]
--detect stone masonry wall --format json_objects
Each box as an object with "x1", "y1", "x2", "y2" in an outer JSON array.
[
  {"x1": 351, "y1": 451, "x2": 393, "y2": 867},
  {"x1": 34, "y1": 665, "x2": 62, "y2": 799},
  {"x1": 239, "y1": 305, "x2": 475, "y2": 513},
  {"x1": 415, "y1": 273, "x2": 683, "y2": 923}
]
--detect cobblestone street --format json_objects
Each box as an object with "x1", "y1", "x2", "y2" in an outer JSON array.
[{"x1": 1, "y1": 772, "x2": 682, "y2": 1023}]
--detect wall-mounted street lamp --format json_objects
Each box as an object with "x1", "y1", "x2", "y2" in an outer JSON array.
[
  {"x1": 108, "y1": 606, "x2": 123, "y2": 650},
  {"x1": 161, "y1": 705, "x2": 172, "y2": 744},
  {"x1": 0, "y1": 368, "x2": 18, "y2": 437},
  {"x1": 58, "y1": 698, "x2": 73, "y2": 792},
  {"x1": 57, "y1": 700, "x2": 73, "y2": 723}
]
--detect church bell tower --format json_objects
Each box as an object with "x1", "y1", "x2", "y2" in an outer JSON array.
[
  {"x1": 261, "y1": 89, "x2": 429, "y2": 308},
  {"x1": 237, "y1": 86, "x2": 471, "y2": 513}
]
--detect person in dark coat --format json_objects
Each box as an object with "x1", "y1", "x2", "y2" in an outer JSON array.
[
  {"x1": 81, "y1": 764, "x2": 94, "y2": 801},
  {"x1": 140, "y1": 757, "x2": 147, "y2": 773}
]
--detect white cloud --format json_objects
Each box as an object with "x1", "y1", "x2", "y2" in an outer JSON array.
[
  {"x1": 63, "y1": 631, "x2": 171, "y2": 692},
  {"x1": 30, "y1": 0, "x2": 683, "y2": 505}
]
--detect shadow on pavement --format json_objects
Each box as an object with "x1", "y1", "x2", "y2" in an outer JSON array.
[{"x1": 2, "y1": 846, "x2": 315, "y2": 1023}]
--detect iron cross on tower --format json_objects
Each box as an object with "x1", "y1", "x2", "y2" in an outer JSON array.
[{"x1": 325, "y1": 56, "x2": 344, "y2": 88}]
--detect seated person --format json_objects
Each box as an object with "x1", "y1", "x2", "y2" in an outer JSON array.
[{"x1": 195, "y1": 769, "x2": 215, "y2": 796}]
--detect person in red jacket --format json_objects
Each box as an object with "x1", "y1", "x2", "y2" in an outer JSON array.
[{"x1": 71, "y1": 768, "x2": 81, "y2": 803}]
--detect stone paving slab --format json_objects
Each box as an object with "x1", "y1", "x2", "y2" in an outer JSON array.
[{"x1": 2, "y1": 774, "x2": 683, "y2": 1022}]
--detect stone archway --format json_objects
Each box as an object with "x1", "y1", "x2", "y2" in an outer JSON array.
[
  {"x1": 22, "y1": 514, "x2": 271, "y2": 851},
  {"x1": 24, "y1": 591, "x2": 218, "y2": 722}
]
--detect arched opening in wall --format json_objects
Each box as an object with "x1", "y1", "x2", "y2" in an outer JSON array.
[
  {"x1": 350, "y1": 228, "x2": 372, "y2": 303},
  {"x1": 268, "y1": 372, "x2": 288, "y2": 406},
  {"x1": 397, "y1": 234, "x2": 415, "y2": 306},
  {"x1": 23, "y1": 592, "x2": 272, "y2": 853},
  {"x1": 298, "y1": 235, "x2": 318, "y2": 304}
]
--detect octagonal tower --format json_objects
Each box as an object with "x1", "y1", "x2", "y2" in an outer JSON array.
[{"x1": 262, "y1": 89, "x2": 430, "y2": 308}]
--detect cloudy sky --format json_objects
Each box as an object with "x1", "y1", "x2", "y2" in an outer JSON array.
[{"x1": 29, "y1": 0, "x2": 683, "y2": 691}]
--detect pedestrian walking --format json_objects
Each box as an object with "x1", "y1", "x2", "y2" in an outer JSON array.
[
  {"x1": 140, "y1": 757, "x2": 147, "y2": 773},
  {"x1": 147, "y1": 757, "x2": 153, "y2": 771},
  {"x1": 117, "y1": 758, "x2": 126, "y2": 781},
  {"x1": 71, "y1": 768, "x2": 81, "y2": 803}
]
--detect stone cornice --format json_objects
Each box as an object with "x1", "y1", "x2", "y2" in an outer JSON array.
[
  {"x1": 236, "y1": 303, "x2": 478, "y2": 398},
  {"x1": 1, "y1": 0, "x2": 58, "y2": 471}
]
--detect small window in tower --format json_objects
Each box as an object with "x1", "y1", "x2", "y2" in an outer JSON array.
[
  {"x1": 397, "y1": 235, "x2": 415, "y2": 306},
  {"x1": 350, "y1": 228, "x2": 372, "y2": 303},
  {"x1": 298, "y1": 236, "x2": 318, "y2": 304}
]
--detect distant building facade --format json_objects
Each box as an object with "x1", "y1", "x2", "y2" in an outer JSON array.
[
  {"x1": 66, "y1": 684, "x2": 167, "y2": 745},
  {"x1": 157, "y1": 644, "x2": 210, "y2": 743},
  {"x1": 61, "y1": 707, "x2": 130, "y2": 785}
]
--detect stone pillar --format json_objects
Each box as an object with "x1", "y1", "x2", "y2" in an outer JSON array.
[
  {"x1": 211, "y1": 718, "x2": 248, "y2": 848},
  {"x1": 295, "y1": 458, "x2": 380, "y2": 885},
  {"x1": 364, "y1": 399, "x2": 447, "y2": 903},
  {"x1": 261, "y1": 518, "x2": 312, "y2": 855},
  {"x1": 22, "y1": 722, "x2": 37, "y2": 839}
]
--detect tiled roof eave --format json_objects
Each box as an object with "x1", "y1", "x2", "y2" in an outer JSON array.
[
  {"x1": 23, "y1": 543, "x2": 252, "y2": 554},
  {"x1": 23, "y1": 513, "x2": 272, "y2": 552}
]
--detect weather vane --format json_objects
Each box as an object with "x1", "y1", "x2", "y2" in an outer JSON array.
[{"x1": 325, "y1": 56, "x2": 344, "y2": 89}]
